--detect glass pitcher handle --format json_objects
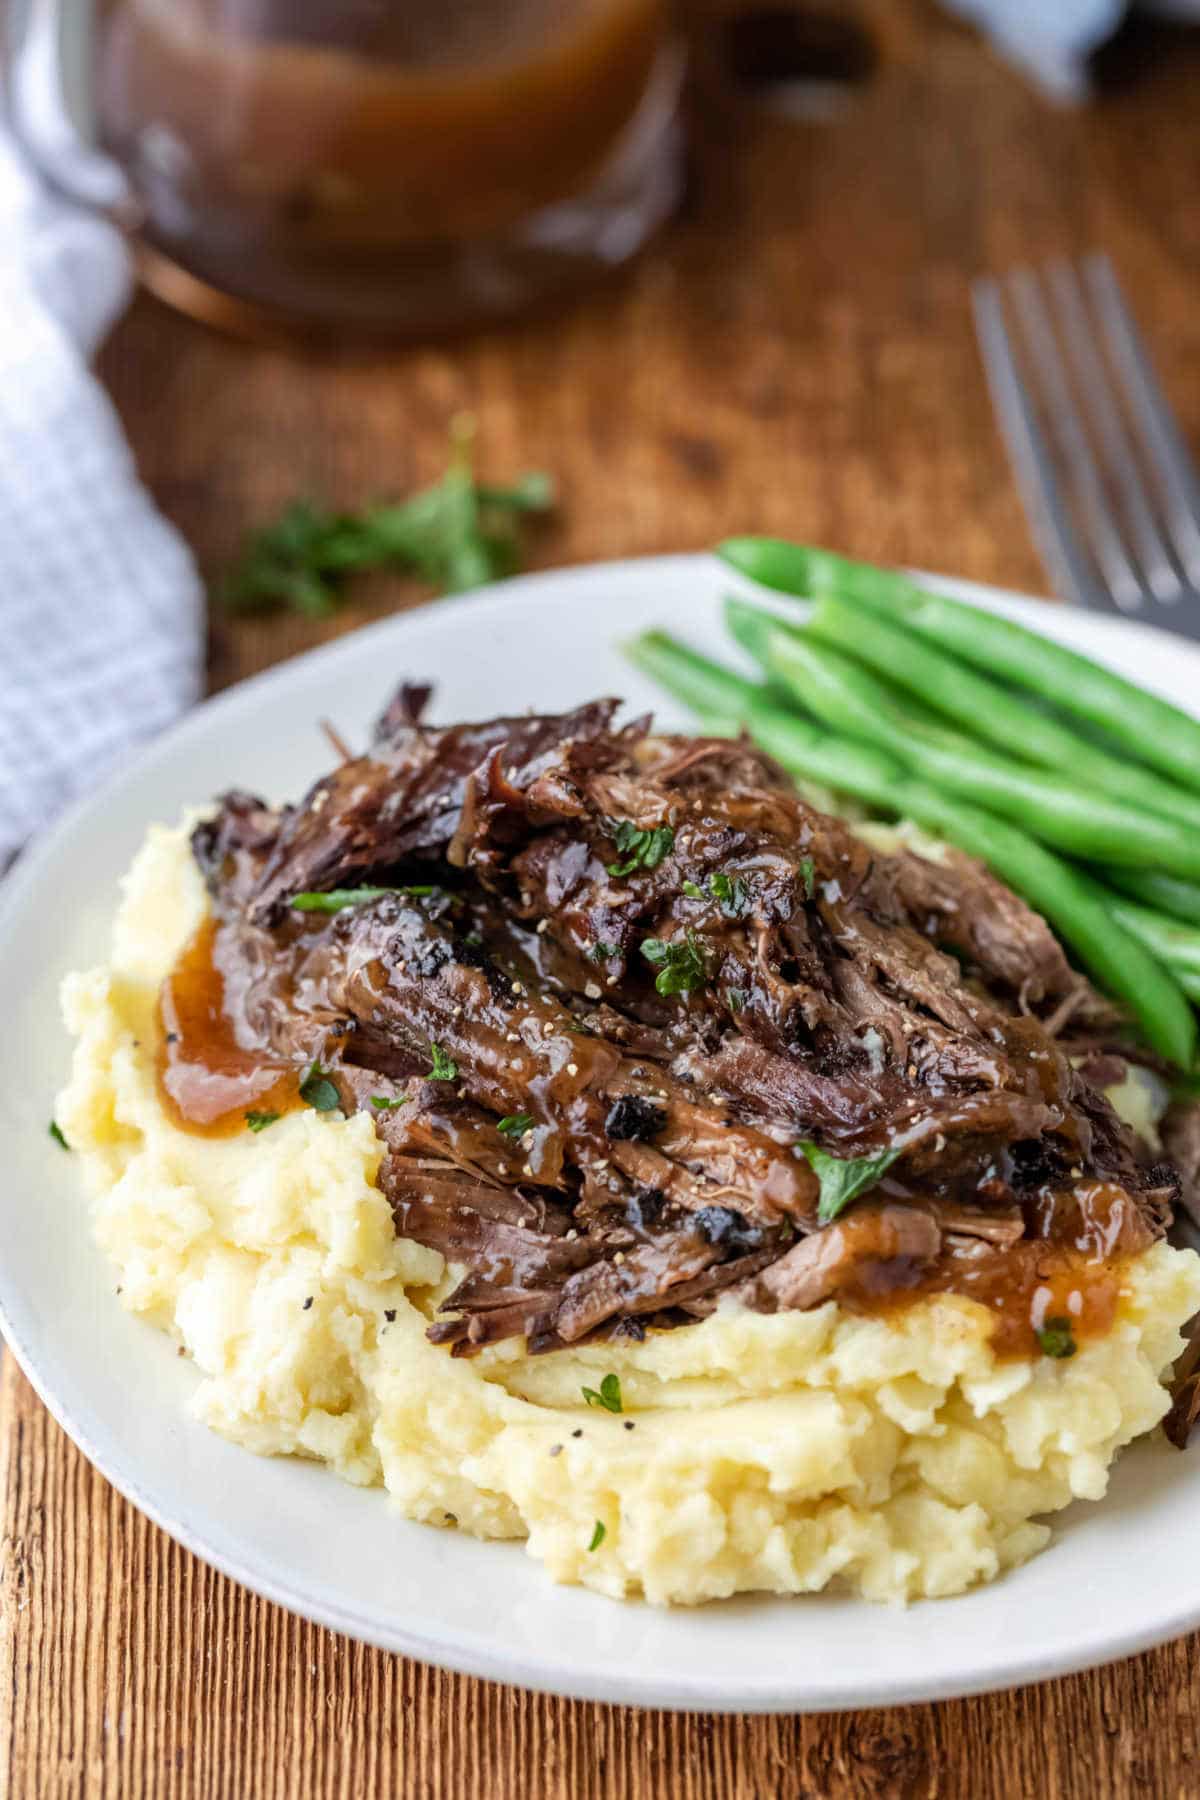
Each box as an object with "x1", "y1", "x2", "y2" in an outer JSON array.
[{"x1": 4, "y1": 0, "x2": 137, "y2": 221}]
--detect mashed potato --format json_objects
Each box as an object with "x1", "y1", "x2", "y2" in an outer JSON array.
[{"x1": 57, "y1": 823, "x2": 1200, "y2": 1606}]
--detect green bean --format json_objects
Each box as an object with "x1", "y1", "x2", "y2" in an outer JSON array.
[
  {"x1": 758, "y1": 621, "x2": 1200, "y2": 878},
  {"x1": 725, "y1": 594, "x2": 790, "y2": 667},
  {"x1": 804, "y1": 596, "x2": 1200, "y2": 829},
  {"x1": 719, "y1": 537, "x2": 1200, "y2": 797},
  {"x1": 747, "y1": 698, "x2": 1196, "y2": 1068},
  {"x1": 1103, "y1": 895, "x2": 1200, "y2": 980},
  {"x1": 1095, "y1": 866, "x2": 1200, "y2": 928},
  {"x1": 623, "y1": 629, "x2": 1195, "y2": 1065},
  {"x1": 623, "y1": 629, "x2": 763, "y2": 727}
]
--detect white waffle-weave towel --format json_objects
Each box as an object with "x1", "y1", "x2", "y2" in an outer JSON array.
[{"x1": 0, "y1": 130, "x2": 202, "y2": 874}]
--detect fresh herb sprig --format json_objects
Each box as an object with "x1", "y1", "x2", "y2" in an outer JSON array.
[
  {"x1": 292, "y1": 885, "x2": 436, "y2": 913},
  {"x1": 607, "y1": 820, "x2": 675, "y2": 878},
  {"x1": 299, "y1": 1064, "x2": 341, "y2": 1113},
  {"x1": 682, "y1": 871, "x2": 749, "y2": 917},
  {"x1": 48, "y1": 1119, "x2": 70, "y2": 1151},
  {"x1": 497, "y1": 1113, "x2": 534, "y2": 1139},
  {"x1": 221, "y1": 419, "x2": 554, "y2": 619},
  {"x1": 428, "y1": 1043, "x2": 458, "y2": 1082},
  {"x1": 797, "y1": 1141, "x2": 904, "y2": 1225},
  {"x1": 582, "y1": 1373, "x2": 623, "y2": 1414},
  {"x1": 1036, "y1": 1317, "x2": 1077, "y2": 1359},
  {"x1": 640, "y1": 930, "x2": 709, "y2": 998},
  {"x1": 245, "y1": 1110, "x2": 281, "y2": 1133}
]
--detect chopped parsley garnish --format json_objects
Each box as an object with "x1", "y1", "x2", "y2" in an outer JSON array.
[
  {"x1": 427, "y1": 1042, "x2": 458, "y2": 1082},
  {"x1": 245, "y1": 1110, "x2": 281, "y2": 1133},
  {"x1": 1036, "y1": 1317, "x2": 1077, "y2": 1359},
  {"x1": 299, "y1": 1064, "x2": 341, "y2": 1113},
  {"x1": 798, "y1": 858, "x2": 816, "y2": 900},
  {"x1": 588, "y1": 1521, "x2": 606, "y2": 1552},
  {"x1": 371, "y1": 1094, "x2": 409, "y2": 1111},
  {"x1": 582, "y1": 1373, "x2": 623, "y2": 1414},
  {"x1": 797, "y1": 1141, "x2": 904, "y2": 1225},
  {"x1": 497, "y1": 1113, "x2": 534, "y2": 1139},
  {"x1": 640, "y1": 930, "x2": 709, "y2": 997},
  {"x1": 681, "y1": 872, "x2": 749, "y2": 917},
  {"x1": 708, "y1": 871, "x2": 749, "y2": 917},
  {"x1": 220, "y1": 420, "x2": 554, "y2": 618},
  {"x1": 586, "y1": 941, "x2": 617, "y2": 963},
  {"x1": 606, "y1": 820, "x2": 675, "y2": 878},
  {"x1": 48, "y1": 1120, "x2": 70, "y2": 1151},
  {"x1": 291, "y1": 885, "x2": 435, "y2": 913}
]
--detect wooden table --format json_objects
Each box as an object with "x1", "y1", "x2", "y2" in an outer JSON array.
[{"x1": 6, "y1": 4, "x2": 1200, "y2": 1793}]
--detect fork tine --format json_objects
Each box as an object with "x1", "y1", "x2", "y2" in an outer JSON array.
[
  {"x1": 1046, "y1": 258, "x2": 1183, "y2": 604},
  {"x1": 971, "y1": 277, "x2": 1122, "y2": 617},
  {"x1": 1007, "y1": 267, "x2": 1144, "y2": 611},
  {"x1": 1084, "y1": 253, "x2": 1200, "y2": 588}
]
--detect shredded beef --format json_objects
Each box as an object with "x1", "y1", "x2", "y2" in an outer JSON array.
[{"x1": 183, "y1": 687, "x2": 1178, "y2": 1358}]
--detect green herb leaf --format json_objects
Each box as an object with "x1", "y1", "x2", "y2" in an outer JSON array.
[
  {"x1": 798, "y1": 858, "x2": 816, "y2": 900},
  {"x1": 1036, "y1": 1317, "x2": 1077, "y2": 1359},
  {"x1": 245, "y1": 1110, "x2": 281, "y2": 1133},
  {"x1": 428, "y1": 1042, "x2": 458, "y2": 1082},
  {"x1": 798, "y1": 1140, "x2": 904, "y2": 1224},
  {"x1": 299, "y1": 1064, "x2": 341, "y2": 1113},
  {"x1": 292, "y1": 885, "x2": 435, "y2": 913},
  {"x1": 681, "y1": 879, "x2": 704, "y2": 899},
  {"x1": 586, "y1": 941, "x2": 617, "y2": 963},
  {"x1": 48, "y1": 1119, "x2": 70, "y2": 1151},
  {"x1": 639, "y1": 930, "x2": 709, "y2": 998},
  {"x1": 709, "y1": 871, "x2": 750, "y2": 917},
  {"x1": 370, "y1": 1094, "x2": 409, "y2": 1111},
  {"x1": 606, "y1": 820, "x2": 675, "y2": 878},
  {"x1": 582, "y1": 1373, "x2": 623, "y2": 1414},
  {"x1": 219, "y1": 419, "x2": 554, "y2": 618},
  {"x1": 728, "y1": 988, "x2": 746, "y2": 1012},
  {"x1": 588, "y1": 1520, "x2": 606, "y2": 1552},
  {"x1": 497, "y1": 1113, "x2": 534, "y2": 1139}
]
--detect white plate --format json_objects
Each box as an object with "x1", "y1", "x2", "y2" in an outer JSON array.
[{"x1": 4, "y1": 553, "x2": 1200, "y2": 1714}]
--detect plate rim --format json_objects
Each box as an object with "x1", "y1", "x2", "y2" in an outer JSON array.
[{"x1": 6, "y1": 550, "x2": 1200, "y2": 1713}]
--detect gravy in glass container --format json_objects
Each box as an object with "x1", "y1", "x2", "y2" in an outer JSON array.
[{"x1": 94, "y1": 0, "x2": 682, "y2": 333}]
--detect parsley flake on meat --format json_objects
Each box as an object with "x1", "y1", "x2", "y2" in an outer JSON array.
[
  {"x1": 428, "y1": 1042, "x2": 459, "y2": 1082},
  {"x1": 497, "y1": 1113, "x2": 534, "y2": 1138},
  {"x1": 798, "y1": 1141, "x2": 905, "y2": 1225},
  {"x1": 292, "y1": 885, "x2": 436, "y2": 912},
  {"x1": 640, "y1": 930, "x2": 709, "y2": 997},
  {"x1": 607, "y1": 820, "x2": 674, "y2": 877},
  {"x1": 299, "y1": 1064, "x2": 341, "y2": 1113}
]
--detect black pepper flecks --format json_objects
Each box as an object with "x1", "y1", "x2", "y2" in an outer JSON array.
[
  {"x1": 605, "y1": 1095, "x2": 668, "y2": 1142},
  {"x1": 693, "y1": 1205, "x2": 763, "y2": 1254},
  {"x1": 384, "y1": 1309, "x2": 396, "y2": 1322},
  {"x1": 302, "y1": 1296, "x2": 313, "y2": 1310}
]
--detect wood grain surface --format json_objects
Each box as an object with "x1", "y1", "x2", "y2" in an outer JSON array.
[{"x1": 6, "y1": 4, "x2": 1200, "y2": 1794}]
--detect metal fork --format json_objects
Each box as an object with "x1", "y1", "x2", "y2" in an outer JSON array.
[{"x1": 972, "y1": 254, "x2": 1200, "y2": 640}]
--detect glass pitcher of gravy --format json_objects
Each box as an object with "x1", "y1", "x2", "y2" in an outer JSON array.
[{"x1": 4, "y1": 0, "x2": 683, "y2": 336}]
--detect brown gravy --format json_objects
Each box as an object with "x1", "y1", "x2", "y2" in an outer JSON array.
[
  {"x1": 155, "y1": 923, "x2": 1145, "y2": 1356},
  {"x1": 158, "y1": 918, "x2": 298, "y2": 1135}
]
